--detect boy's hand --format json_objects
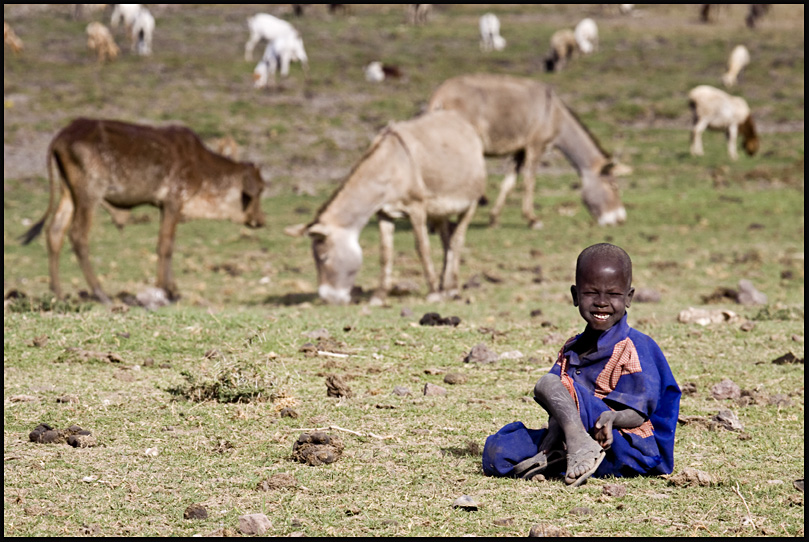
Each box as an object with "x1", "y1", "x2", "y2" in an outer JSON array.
[{"x1": 593, "y1": 411, "x2": 617, "y2": 449}]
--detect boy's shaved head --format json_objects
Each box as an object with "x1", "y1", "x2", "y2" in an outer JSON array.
[{"x1": 576, "y1": 243, "x2": 633, "y2": 288}]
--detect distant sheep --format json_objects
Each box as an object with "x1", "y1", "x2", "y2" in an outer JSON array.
[
  {"x1": 545, "y1": 29, "x2": 578, "y2": 72},
  {"x1": 245, "y1": 13, "x2": 298, "y2": 61},
  {"x1": 4, "y1": 21, "x2": 24, "y2": 54},
  {"x1": 722, "y1": 45, "x2": 750, "y2": 88},
  {"x1": 574, "y1": 18, "x2": 598, "y2": 54},
  {"x1": 86, "y1": 21, "x2": 120, "y2": 62},
  {"x1": 479, "y1": 13, "x2": 506, "y2": 52},
  {"x1": 131, "y1": 7, "x2": 154, "y2": 56},
  {"x1": 688, "y1": 84, "x2": 759, "y2": 161},
  {"x1": 253, "y1": 31, "x2": 309, "y2": 88},
  {"x1": 110, "y1": 4, "x2": 142, "y2": 31},
  {"x1": 364, "y1": 61, "x2": 403, "y2": 83}
]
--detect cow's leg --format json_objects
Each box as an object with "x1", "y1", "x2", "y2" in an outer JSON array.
[
  {"x1": 67, "y1": 196, "x2": 109, "y2": 304},
  {"x1": 45, "y1": 186, "x2": 75, "y2": 299},
  {"x1": 690, "y1": 119, "x2": 709, "y2": 156},
  {"x1": 726, "y1": 124, "x2": 739, "y2": 161},
  {"x1": 156, "y1": 204, "x2": 181, "y2": 300},
  {"x1": 441, "y1": 200, "x2": 478, "y2": 295},
  {"x1": 371, "y1": 215, "x2": 395, "y2": 306},
  {"x1": 409, "y1": 208, "x2": 440, "y2": 298}
]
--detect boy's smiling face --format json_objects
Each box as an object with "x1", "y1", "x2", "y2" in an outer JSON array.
[{"x1": 571, "y1": 256, "x2": 635, "y2": 332}]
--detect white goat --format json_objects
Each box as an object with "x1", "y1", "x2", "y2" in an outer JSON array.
[
  {"x1": 86, "y1": 21, "x2": 120, "y2": 63},
  {"x1": 722, "y1": 45, "x2": 750, "y2": 88},
  {"x1": 131, "y1": 7, "x2": 154, "y2": 56},
  {"x1": 253, "y1": 31, "x2": 309, "y2": 88},
  {"x1": 688, "y1": 85, "x2": 759, "y2": 161},
  {"x1": 110, "y1": 4, "x2": 142, "y2": 31},
  {"x1": 364, "y1": 61, "x2": 385, "y2": 83},
  {"x1": 479, "y1": 13, "x2": 506, "y2": 52},
  {"x1": 244, "y1": 13, "x2": 298, "y2": 61},
  {"x1": 574, "y1": 18, "x2": 598, "y2": 54}
]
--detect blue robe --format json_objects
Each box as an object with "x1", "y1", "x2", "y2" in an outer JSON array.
[{"x1": 548, "y1": 314, "x2": 681, "y2": 477}]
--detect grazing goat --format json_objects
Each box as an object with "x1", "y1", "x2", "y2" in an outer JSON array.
[
  {"x1": 20, "y1": 118, "x2": 266, "y2": 304},
  {"x1": 253, "y1": 31, "x2": 309, "y2": 88},
  {"x1": 244, "y1": 13, "x2": 299, "y2": 61},
  {"x1": 545, "y1": 29, "x2": 578, "y2": 72},
  {"x1": 131, "y1": 7, "x2": 154, "y2": 56},
  {"x1": 110, "y1": 4, "x2": 142, "y2": 31},
  {"x1": 574, "y1": 18, "x2": 598, "y2": 54},
  {"x1": 722, "y1": 45, "x2": 750, "y2": 88},
  {"x1": 4, "y1": 21, "x2": 24, "y2": 54},
  {"x1": 86, "y1": 21, "x2": 120, "y2": 63},
  {"x1": 479, "y1": 13, "x2": 506, "y2": 52},
  {"x1": 688, "y1": 85, "x2": 759, "y2": 161}
]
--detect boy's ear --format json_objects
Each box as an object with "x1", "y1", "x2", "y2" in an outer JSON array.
[
  {"x1": 625, "y1": 287, "x2": 636, "y2": 308},
  {"x1": 570, "y1": 285, "x2": 579, "y2": 307}
]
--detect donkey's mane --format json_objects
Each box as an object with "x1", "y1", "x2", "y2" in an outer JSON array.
[
  {"x1": 559, "y1": 100, "x2": 612, "y2": 160},
  {"x1": 311, "y1": 127, "x2": 392, "y2": 224}
]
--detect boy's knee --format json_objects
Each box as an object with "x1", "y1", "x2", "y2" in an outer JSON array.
[{"x1": 534, "y1": 373, "x2": 558, "y2": 399}]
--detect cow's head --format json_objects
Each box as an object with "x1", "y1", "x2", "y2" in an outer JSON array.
[
  {"x1": 241, "y1": 164, "x2": 266, "y2": 228},
  {"x1": 284, "y1": 221, "x2": 362, "y2": 305},
  {"x1": 582, "y1": 163, "x2": 627, "y2": 226}
]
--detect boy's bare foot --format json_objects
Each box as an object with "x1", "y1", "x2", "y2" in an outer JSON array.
[{"x1": 564, "y1": 436, "x2": 606, "y2": 487}]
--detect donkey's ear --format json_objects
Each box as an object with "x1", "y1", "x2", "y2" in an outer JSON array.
[
  {"x1": 283, "y1": 223, "x2": 309, "y2": 237},
  {"x1": 305, "y1": 222, "x2": 332, "y2": 239},
  {"x1": 602, "y1": 162, "x2": 633, "y2": 177}
]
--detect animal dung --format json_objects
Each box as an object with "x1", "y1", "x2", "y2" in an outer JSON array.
[
  {"x1": 419, "y1": 313, "x2": 461, "y2": 327},
  {"x1": 325, "y1": 374, "x2": 353, "y2": 398},
  {"x1": 292, "y1": 432, "x2": 344, "y2": 466},
  {"x1": 183, "y1": 504, "x2": 208, "y2": 520}
]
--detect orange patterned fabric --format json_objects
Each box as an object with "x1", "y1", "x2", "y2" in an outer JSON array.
[
  {"x1": 555, "y1": 338, "x2": 580, "y2": 412},
  {"x1": 621, "y1": 419, "x2": 655, "y2": 438},
  {"x1": 593, "y1": 338, "x2": 642, "y2": 399}
]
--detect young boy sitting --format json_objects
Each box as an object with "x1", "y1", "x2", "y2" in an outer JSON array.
[{"x1": 483, "y1": 243, "x2": 681, "y2": 486}]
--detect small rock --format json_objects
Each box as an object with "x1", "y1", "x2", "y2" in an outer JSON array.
[
  {"x1": 464, "y1": 343, "x2": 499, "y2": 364},
  {"x1": 634, "y1": 287, "x2": 661, "y2": 303},
  {"x1": 452, "y1": 495, "x2": 480, "y2": 511},
  {"x1": 443, "y1": 373, "x2": 467, "y2": 385},
  {"x1": 423, "y1": 383, "x2": 447, "y2": 397},
  {"x1": 737, "y1": 279, "x2": 767, "y2": 305},
  {"x1": 184, "y1": 504, "x2": 208, "y2": 520},
  {"x1": 739, "y1": 321, "x2": 756, "y2": 332},
  {"x1": 136, "y1": 287, "x2": 170, "y2": 310},
  {"x1": 772, "y1": 352, "x2": 804, "y2": 365},
  {"x1": 712, "y1": 409, "x2": 744, "y2": 432},
  {"x1": 400, "y1": 307, "x2": 414, "y2": 318},
  {"x1": 569, "y1": 506, "x2": 593, "y2": 516},
  {"x1": 239, "y1": 513, "x2": 272, "y2": 536},
  {"x1": 528, "y1": 524, "x2": 569, "y2": 537},
  {"x1": 795, "y1": 479, "x2": 804, "y2": 493},
  {"x1": 493, "y1": 518, "x2": 515, "y2": 527},
  {"x1": 144, "y1": 447, "x2": 160, "y2": 457},
  {"x1": 711, "y1": 379, "x2": 741, "y2": 400},
  {"x1": 602, "y1": 484, "x2": 627, "y2": 498},
  {"x1": 392, "y1": 386, "x2": 412, "y2": 396},
  {"x1": 667, "y1": 467, "x2": 714, "y2": 487},
  {"x1": 499, "y1": 350, "x2": 524, "y2": 360}
]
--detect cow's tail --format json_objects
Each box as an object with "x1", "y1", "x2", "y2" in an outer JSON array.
[{"x1": 19, "y1": 142, "x2": 59, "y2": 245}]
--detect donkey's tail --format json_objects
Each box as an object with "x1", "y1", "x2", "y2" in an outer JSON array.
[{"x1": 19, "y1": 143, "x2": 59, "y2": 245}]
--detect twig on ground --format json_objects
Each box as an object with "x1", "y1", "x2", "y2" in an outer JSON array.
[{"x1": 732, "y1": 482, "x2": 756, "y2": 530}]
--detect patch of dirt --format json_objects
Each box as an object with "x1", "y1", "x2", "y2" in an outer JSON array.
[{"x1": 256, "y1": 473, "x2": 298, "y2": 491}]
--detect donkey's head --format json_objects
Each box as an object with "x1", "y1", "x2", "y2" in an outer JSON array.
[
  {"x1": 582, "y1": 163, "x2": 627, "y2": 226},
  {"x1": 285, "y1": 222, "x2": 362, "y2": 305}
]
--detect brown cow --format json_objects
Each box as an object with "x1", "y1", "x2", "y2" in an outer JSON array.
[{"x1": 20, "y1": 118, "x2": 266, "y2": 304}]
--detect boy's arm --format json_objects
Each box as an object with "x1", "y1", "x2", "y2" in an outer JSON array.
[{"x1": 592, "y1": 408, "x2": 646, "y2": 449}]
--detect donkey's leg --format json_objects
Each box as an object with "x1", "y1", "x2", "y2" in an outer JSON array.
[
  {"x1": 67, "y1": 196, "x2": 109, "y2": 304},
  {"x1": 726, "y1": 124, "x2": 739, "y2": 161},
  {"x1": 490, "y1": 152, "x2": 524, "y2": 227},
  {"x1": 156, "y1": 203, "x2": 181, "y2": 300},
  {"x1": 46, "y1": 186, "x2": 75, "y2": 299},
  {"x1": 520, "y1": 147, "x2": 543, "y2": 230},
  {"x1": 371, "y1": 216, "x2": 395, "y2": 305},
  {"x1": 441, "y1": 199, "x2": 479, "y2": 295},
  {"x1": 409, "y1": 207, "x2": 440, "y2": 297}
]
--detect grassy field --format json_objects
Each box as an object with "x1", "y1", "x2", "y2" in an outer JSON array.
[{"x1": 4, "y1": 4, "x2": 804, "y2": 537}]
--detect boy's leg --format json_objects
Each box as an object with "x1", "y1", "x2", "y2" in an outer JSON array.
[{"x1": 534, "y1": 374, "x2": 605, "y2": 485}]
